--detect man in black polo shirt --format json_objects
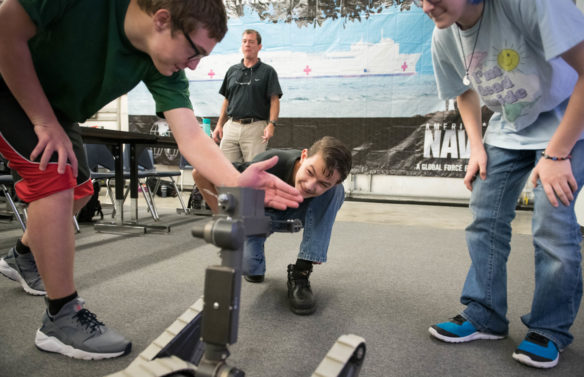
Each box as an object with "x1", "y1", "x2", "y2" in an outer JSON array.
[{"x1": 212, "y1": 29, "x2": 282, "y2": 163}]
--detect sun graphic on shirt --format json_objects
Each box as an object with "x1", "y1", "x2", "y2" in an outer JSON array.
[{"x1": 497, "y1": 49, "x2": 520, "y2": 72}]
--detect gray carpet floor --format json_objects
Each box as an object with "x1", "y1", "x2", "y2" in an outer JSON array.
[{"x1": 0, "y1": 202, "x2": 583, "y2": 377}]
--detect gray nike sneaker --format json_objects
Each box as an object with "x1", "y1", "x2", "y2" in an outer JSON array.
[
  {"x1": 0, "y1": 247, "x2": 46, "y2": 295},
  {"x1": 35, "y1": 297, "x2": 132, "y2": 360}
]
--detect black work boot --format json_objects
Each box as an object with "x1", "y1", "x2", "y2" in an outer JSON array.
[{"x1": 287, "y1": 264, "x2": 316, "y2": 315}]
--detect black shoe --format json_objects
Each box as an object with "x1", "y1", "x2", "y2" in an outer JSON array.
[
  {"x1": 187, "y1": 187, "x2": 203, "y2": 209},
  {"x1": 287, "y1": 264, "x2": 316, "y2": 315},
  {"x1": 244, "y1": 275, "x2": 264, "y2": 283}
]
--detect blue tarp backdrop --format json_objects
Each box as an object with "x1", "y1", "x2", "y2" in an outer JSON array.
[
  {"x1": 128, "y1": 1, "x2": 475, "y2": 178},
  {"x1": 129, "y1": 1, "x2": 442, "y2": 118}
]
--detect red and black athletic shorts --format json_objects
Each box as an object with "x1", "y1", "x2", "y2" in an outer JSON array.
[{"x1": 0, "y1": 79, "x2": 93, "y2": 203}]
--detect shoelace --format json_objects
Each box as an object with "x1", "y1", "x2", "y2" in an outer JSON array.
[
  {"x1": 526, "y1": 332, "x2": 550, "y2": 346},
  {"x1": 291, "y1": 271, "x2": 312, "y2": 288},
  {"x1": 73, "y1": 309, "x2": 105, "y2": 333},
  {"x1": 451, "y1": 314, "x2": 466, "y2": 325}
]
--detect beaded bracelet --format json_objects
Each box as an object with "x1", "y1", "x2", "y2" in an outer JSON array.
[{"x1": 541, "y1": 151, "x2": 572, "y2": 161}]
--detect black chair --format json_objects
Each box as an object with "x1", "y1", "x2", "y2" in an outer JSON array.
[
  {"x1": 85, "y1": 143, "x2": 164, "y2": 223},
  {"x1": 123, "y1": 146, "x2": 187, "y2": 220}
]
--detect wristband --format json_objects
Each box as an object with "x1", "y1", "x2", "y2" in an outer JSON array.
[
  {"x1": 541, "y1": 151, "x2": 571, "y2": 161},
  {"x1": 268, "y1": 120, "x2": 277, "y2": 127}
]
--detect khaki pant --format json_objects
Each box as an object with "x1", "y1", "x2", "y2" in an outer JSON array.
[{"x1": 220, "y1": 119, "x2": 267, "y2": 163}]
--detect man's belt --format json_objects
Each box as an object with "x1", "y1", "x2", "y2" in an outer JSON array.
[{"x1": 231, "y1": 117, "x2": 263, "y2": 124}]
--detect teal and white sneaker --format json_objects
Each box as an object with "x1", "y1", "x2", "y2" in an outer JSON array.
[
  {"x1": 512, "y1": 332, "x2": 559, "y2": 369},
  {"x1": 0, "y1": 247, "x2": 46, "y2": 295},
  {"x1": 35, "y1": 297, "x2": 131, "y2": 360},
  {"x1": 429, "y1": 314, "x2": 506, "y2": 343}
]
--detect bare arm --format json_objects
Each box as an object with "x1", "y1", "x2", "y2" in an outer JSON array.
[
  {"x1": 268, "y1": 95, "x2": 280, "y2": 123},
  {"x1": 165, "y1": 107, "x2": 302, "y2": 209},
  {"x1": 212, "y1": 98, "x2": 229, "y2": 143},
  {"x1": 531, "y1": 40, "x2": 584, "y2": 207},
  {"x1": 456, "y1": 89, "x2": 485, "y2": 191},
  {"x1": 0, "y1": 0, "x2": 77, "y2": 175},
  {"x1": 263, "y1": 95, "x2": 279, "y2": 143}
]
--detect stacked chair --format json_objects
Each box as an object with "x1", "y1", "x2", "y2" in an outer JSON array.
[{"x1": 122, "y1": 146, "x2": 187, "y2": 220}]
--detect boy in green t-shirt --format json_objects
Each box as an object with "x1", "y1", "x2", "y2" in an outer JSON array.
[{"x1": 0, "y1": 0, "x2": 301, "y2": 360}]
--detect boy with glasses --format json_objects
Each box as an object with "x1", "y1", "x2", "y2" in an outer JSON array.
[
  {"x1": 418, "y1": 0, "x2": 584, "y2": 369},
  {"x1": 194, "y1": 136, "x2": 351, "y2": 315},
  {"x1": 0, "y1": 0, "x2": 301, "y2": 360}
]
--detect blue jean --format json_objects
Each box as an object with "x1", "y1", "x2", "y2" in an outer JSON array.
[
  {"x1": 243, "y1": 184, "x2": 345, "y2": 276},
  {"x1": 461, "y1": 141, "x2": 584, "y2": 349}
]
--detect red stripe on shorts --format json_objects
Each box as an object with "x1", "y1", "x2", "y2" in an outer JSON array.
[{"x1": 0, "y1": 136, "x2": 93, "y2": 202}]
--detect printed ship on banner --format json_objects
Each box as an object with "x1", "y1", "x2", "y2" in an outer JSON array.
[{"x1": 187, "y1": 37, "x2": 421, "y2": 82}]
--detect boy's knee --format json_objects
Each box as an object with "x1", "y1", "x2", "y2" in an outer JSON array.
[
  {"x1": 322, "y1": 184, "x2": 345, "y2": 203},
  {"x1": 75, "y1": 194, "x2": 91, "y2": 208},
  {"x1": 332, "y1": 184, "x2": 345, "y2": 197},
  {"x1": 192, "y1": 168, "x2": 202, "y2": 182}
]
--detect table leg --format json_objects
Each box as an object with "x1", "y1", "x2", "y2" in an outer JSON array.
[
  {"x1": 113, "y1": 143, "x2": 124, "y2": 225},
  {"x1": 130, "y1": 143, "x2": 139, "y2": 222}
]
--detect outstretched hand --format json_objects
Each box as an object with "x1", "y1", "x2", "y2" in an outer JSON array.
[{"x1": 237, "y1": 156, "x2": 303, "y2": 210}]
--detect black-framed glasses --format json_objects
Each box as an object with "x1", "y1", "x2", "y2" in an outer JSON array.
[
  {"x1": 182, "y1": 30, "x2": 205, "y2": 61},
  {"x1": 413, "y1": 0, "x2": 441, "y2": 6}
]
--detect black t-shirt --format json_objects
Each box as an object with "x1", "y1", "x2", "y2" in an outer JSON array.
[
  {"x1": 235, "y1": 149, "x2": 317, "y2": 212},
  {"x1": 234, "y1": 149, "x2": 300, "y2": 186},
  {"x1": 219, "y1": 59, "x2": 282, "y2": 120}
]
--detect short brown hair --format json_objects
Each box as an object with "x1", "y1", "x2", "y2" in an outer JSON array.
[
  {"x1": 137, "y1": 0, "x2": 227, "y2": 41},
  {"x1": 307, "y1": 136, "x2": 352, "y2": 183},
  {"x1": 243, "y1": 29, "x2": 262, "y2": 45}
]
